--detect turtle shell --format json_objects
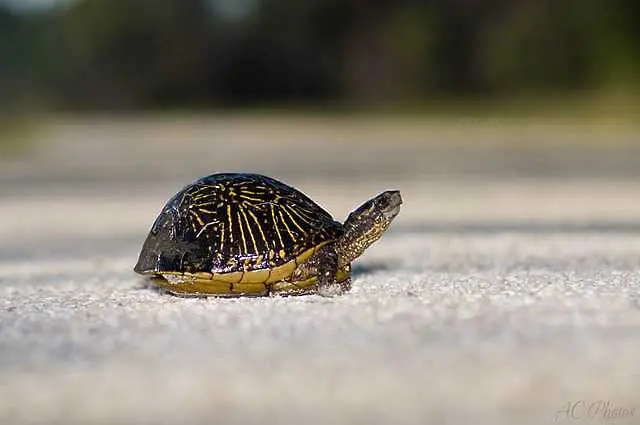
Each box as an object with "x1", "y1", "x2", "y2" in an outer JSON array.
[{"x1": 134, "y1": 173, "x2": 343, "y2": 284}]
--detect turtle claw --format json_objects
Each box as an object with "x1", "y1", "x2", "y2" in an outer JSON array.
[
  {"x1": 317, "y1": 278, "x2": 351, "y2": 297},
  {"x1": 317, "y1": 285, "x2": 344, "y2": 297}
]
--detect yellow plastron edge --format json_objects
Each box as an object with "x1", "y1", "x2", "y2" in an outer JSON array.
[{"x1": 149, "y1": 242, "x2": 348, "y2": 296}]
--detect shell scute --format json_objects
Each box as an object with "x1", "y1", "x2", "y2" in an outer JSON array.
[{"x1": 134, "y1": 173, "x2": 343, "y2": 277}]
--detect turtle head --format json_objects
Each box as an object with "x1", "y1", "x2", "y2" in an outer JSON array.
[
  {"x1": 348, "y1": 190, "x2": 402, "y2": 224},
  {"x1": 337, "y1": 190, "x2": 402, "y2": 266}
]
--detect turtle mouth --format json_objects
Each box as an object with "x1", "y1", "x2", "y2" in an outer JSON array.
[{"x1": 383, "y1": 203, "x2": 402, "y2": 220}]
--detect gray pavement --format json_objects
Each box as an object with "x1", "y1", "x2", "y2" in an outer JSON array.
[{"x1": 1, "y1": 117, "x2": 639, "y2": 424}]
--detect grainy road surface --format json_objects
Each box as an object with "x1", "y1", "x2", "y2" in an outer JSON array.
[{"x1": 1, "y1": 117, "x2": 639, "y2": 425}]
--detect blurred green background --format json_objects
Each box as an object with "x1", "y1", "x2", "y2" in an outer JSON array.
[
  {"x1": 0, "y1": 0, "x2": 638, "y2": 186},
  {"x1": 1, "y1": 0, "x2": 638, "y2": 112}
]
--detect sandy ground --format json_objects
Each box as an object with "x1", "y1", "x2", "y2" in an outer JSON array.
[{"x1": 1, "y1": 117, "x2": 640, "y2": 424}]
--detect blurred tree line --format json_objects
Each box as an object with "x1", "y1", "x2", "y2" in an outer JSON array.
[{"x1": 0, "y1": 0, "x2": 638, "y2": 110}]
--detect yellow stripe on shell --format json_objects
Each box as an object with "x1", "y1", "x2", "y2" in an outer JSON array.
[
  {"x1": 286, "y1": 204, "x2": 315, "y2": 228},
  {"x1": 239, "y1": 206, "x2": 257, "y2": 253},
  {"x1": 277, "y1": 208, "x2": 296, "y2": 242},
  {"x1": 189, "y1": 210, "x2": 205, "y2": 225},
  {"x1": 219, "y1": 221, "x2": 226, "y2": 251},
  {"x1": 246, "y1": 208, "x2": 269, "y2": 249},
  {"x1": 237, "y1": 193, "x2": 267, "y2": 203},
  {"x1": 236, "y1": 206, "x2": 249, "y2": 254},
  {"x1": 226, "y1": 204, "x2": 234, "y2": 244},
  {"x1": 195, "y1": 208, "x2": 218, "y2": 214},
  {"x1": 270, "y1": 204, "x2": 284, "y2": 248},
  {"x1": 282, "y1": 205, "x2": 306, "y2": 235}
]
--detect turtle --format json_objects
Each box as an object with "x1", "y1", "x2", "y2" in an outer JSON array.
[{"x1": 134, "y1": 173, "x2": 402, "y2": 297}]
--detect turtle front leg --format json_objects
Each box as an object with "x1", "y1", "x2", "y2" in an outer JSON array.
[
  {"x1": 315, "y1": 245, "x2": 346, "y2": 297},
  {"x1": 291, "y1": 244, "x2": 349, "y2": 296}
]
